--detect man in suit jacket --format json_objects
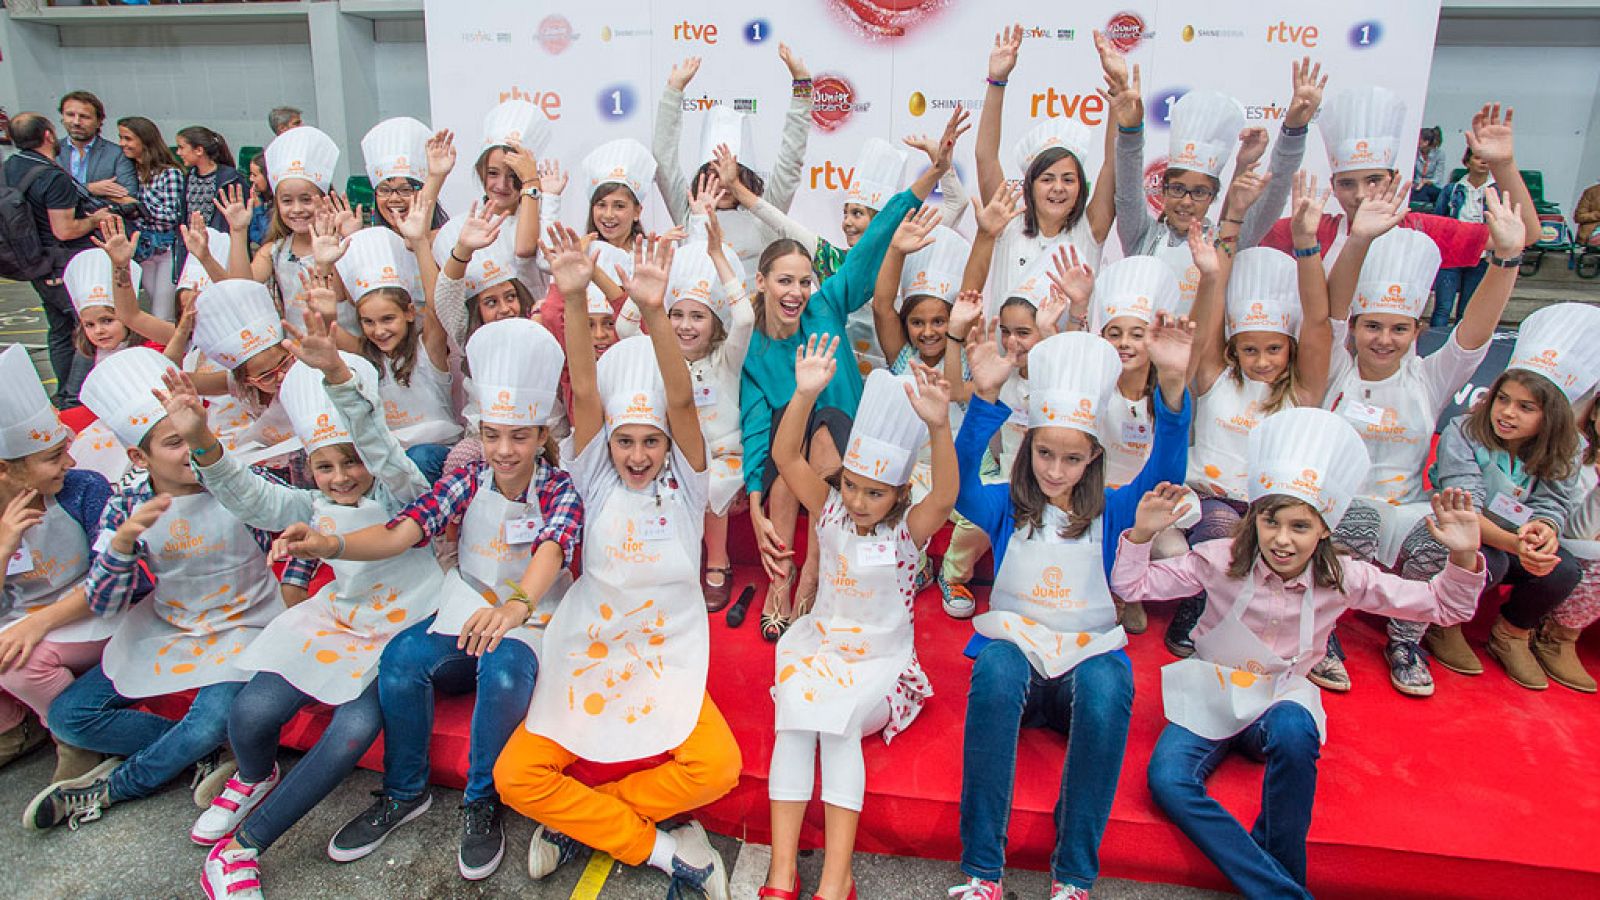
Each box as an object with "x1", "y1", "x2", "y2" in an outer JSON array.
[{"x1": 57, "y1": 90, "x2": 139, "y2": 206}]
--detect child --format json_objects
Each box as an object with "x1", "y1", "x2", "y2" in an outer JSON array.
[
  {"x1": 247, "y1": 154, "x2": 272, "y2": 249},
  {"x1": 65, "y1": 242, "x2": 146, "y2": 363},
  {"x1": 190, "y1": 279, "x2": 304, "y2": 479},
  {"x1": 246, "y1": 126, "x2": 343, "y2": 335},
  {"x1": 1542, "y1": 395, "x2": 1600, "y2": 691},
  {"x1": 33, "y1": 348, "x2": 305, "y2": 831},
  {"x1": 1115, "y1": 408, "x2": 1487, "y2": 900},
  {"x1": 949, "y1": 325, "x2": 1193, "y2": 900},
  {"x1": 763, "y1": 351, "x2": 956, "y2": 900},
  {"x1": 362, "y1": 116, "x2": 449, "y2": 241},
  {"x1": 581, "y1": 138, "x2": 657, "y2": 254},
  {"x1": 277, "y1": 316, "x2": 577, "y2": 882},
  {"x1": 494, "y1": 234, "x2": 739, "y2": 899}
]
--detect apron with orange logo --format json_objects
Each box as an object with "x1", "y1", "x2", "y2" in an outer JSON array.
[
  {"x1": 1328, "y1": 364, "x2": 1437, "y2": 565},
  {"x1": 0, "y1": 497, "x2": 120, "y2": 643},
  {"x1": 379, "y1": 354, "x2": 462, "y2": 449},
  {"x1": 1186, "y1": 371, "x2": 1279, "y2": 501},
  {"x1": 690, "y1": 355, "x2": 744, "y2": 516},
  {"x1": 1150, "y1": 227, "x2": 1201, "y2": 317}
]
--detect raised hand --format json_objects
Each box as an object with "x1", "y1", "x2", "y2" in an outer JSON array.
[
  {"x1": 1145, "y1": 311, "x2": 1196, "y2": 375},
  {"x1": 327, "y1": 191, "x2": 363, "y2": 237},
  {"x1": 778, "y1": 42, "x2": 809, "y2": 81},
  {"x1": 1236, "y1": 127, "x2": 1269, "y2": 171},
  {"x1": 948, "y1": 289, "x2": 984, "y2": 340},
  {"x1": 309, "y1": 214, "x2": 351, "y2": 268},
  {"x1": 972, "y1": 182, "x2": 1023, "y2": 237},
  {"x1": 216, "y1": 183, "x2": 253, "y2": 233},
  {"x1": 397, "y1": 192, "x2": 432, "y2": 244},
  {"x1": 91, "y1": 215, "x2": 139, "y2": 268},
  {"x1": 1046, "y1": 244, "x2": 1093, "y2": 312},
  {"x1": 269, "y1": 521, "x2": 340, "y2": 562},
  {"x1": 620, "y1": 234, "x2": 675, "y2": 311},
  {"x1": 905, "y1": 362, "x2": 952, "y2": 426},
  {"x1": 0, "y1": 489, "x2": 43, "y2": 555},
  {"x1": 1464, "y1": 103, "x2": 1516, "y2": 168},
  {"x1": 793, "y1": 333, "x2": 840, "y2": 397},
  {"x1": 892, "y1": 204, "x2": 942, "y2": 255},
  {"x1": 690, "y1": 170, "x2": 725, "y2": 217},
  {"x1": 501, "y1": 139, "x2": 539, "y2": 183},
  {"x1": 1424, "y1": 487, "x2": 1483, "y2": 558},
  {"x1": 668, "y1": 56, "x2": 702, "y2": 91},
  {"x1": 542, "y1": 223, "x2": 595, "y2": 297},
  {"x1": 281, "y1": 308, "x2": 345, "y2": 374},
  {"x1": 425, "y1": 128, "x2": 457, "y2": 179},
  {"x1": 711, "y1": 144, "x2": 742, "y2": 197},
  {"x1": 297, "y1": 268, "x2": 340, "y2": 320},
  {"x1": 456, "y1": 202, "x2": 506, "y2": 253},
  {"x1": 1481, "y1": 186, "x2": 1526, "y2": 257},
  {"x1": 1224, "y1": 162, "x2": 1272, "y2": 221},
  {"x1": 1286, "y1": 56, "x2": 1327, "y2": 129},
  {"x1": 1132, "y1": 482, "x2": 1194, "y2": 542},
  {"x1": 989, "y1": 24, "x2": 1023, "y2": 82},
  {"x1": 1290, "y1": 170, "x2": 1331, "y2": 247},
  {"x1": 1093, "y1": 29, "x2": 1130, "y2": 93},
  {"x1": 703, "y1": 202, "x2": 726, "y2": 251},
  {"x1": 1036, "y1": 285, "x2": 1070, "y2": 338},
  {"x1": 154, "y1": 367, "x2": 212, "y2": 446},
  {"x1": 1187, "y1": 221, "x2": 1220, "y2": 277},
  {"x1": 966, "y1": 317, "x2": 1018, "y2": 400},
  {"x1": 537, "y1": 159, "x2": 568, "y2": 196},
  {"x1": 179, "y1": 211, "x2": 211, "y2": 259},
  {"x1": 1348, "y1": 176, "x2": 1410, "y2": 241},
  {"x1": 930, "y1": 105, "x2": 972, "y2": 173}
]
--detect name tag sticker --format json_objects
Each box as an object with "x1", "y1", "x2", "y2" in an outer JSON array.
[
  {"x1": 6, "y1": 541, "x2": 33, "y2": 576},
  {"x1": 1121, "y1": 421, "x2": 1150, "y2": 445},
  {"x1": 1342, "y1": 401, "x2": 1387, "y2": 427},
  {"x1": 503, "y1": 517, "x2": 544, "y2": 545},
  {"x1": 638, "y1": 514, "x2": 672, "y2": 541},
  {"x1": 856, "y1": 540, "x2": 895, "y2": 567},
  {"x1": 693, "y1": 384, "x2": 718, "y2": 408},
  {"x1": 1488, "y1": 493, "x2": 1533, "y2": 526}
]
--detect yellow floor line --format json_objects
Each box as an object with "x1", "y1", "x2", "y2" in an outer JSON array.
[{"x1": 569, "y1": 849, "x2": 615, "y2": 900}]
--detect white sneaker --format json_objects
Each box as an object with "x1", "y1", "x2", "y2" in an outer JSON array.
[
  {"x1": 192, "y1": 765, "x2": 281, "y2": 846},
  {"x1": 667, "y1": 820, "x2": 729, "y2": 900},
  {"x1": 201, "y1": 842, "x2": 264, "y2": 900},
  {"x1": 527, "y1": 823, "x2": 585, "y2": 879},
  {"x1": 1050, "y1": 882, "x2": 1090, "y2": 900}
]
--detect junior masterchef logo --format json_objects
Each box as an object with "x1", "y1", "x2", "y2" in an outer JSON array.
[
  {"x1": 536, "y1": 15, "x2": 578, "y2": 54},
  {"x1": 1104, "y1": 11, "x2": 1149, "y2": 53},
  {"x1": 812, "y1": 74, "x2": 870, "y2": 133},
  {"x1": 1142, "y1": 155, "x2": 1168, "y2": 217},
  {"x1": 828, "y1": 0, "x2": 947, "y2": 41}
]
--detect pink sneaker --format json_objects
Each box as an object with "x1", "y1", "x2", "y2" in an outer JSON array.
[
  {"x1": 202, "y1": 842, "x2": 264, "y2": 900},
  {"x1": 949, "y1": 877, "x2": 1003, "y2": 900},
  {"x1": 1050, "y1": 882, "x2": 1090, "y2": 900},
  {"x1": 192, "y1": 765, "x2": 280, "y2": 845}
]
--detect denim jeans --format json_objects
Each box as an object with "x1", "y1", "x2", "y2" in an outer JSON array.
[
  {"x1": 1429, "y1": 261, "x2": 1488, "y2": 328},
  {"x1": 48, "y1": 664, "x2": 243, "y2": 802},
  {"x1": 1147, "y1": 702, "x2": 1321, "y2": 900},
  {"x1": 959, "y1": 640, "x2": 1134, "y2": 889},
  {"x1": 404, "y1": 443, "x2": 452, "y2": 486},
  {"x1": 377, "y1": 616, "x2": 538, "y2": 803},
  {"x1": 229, "y1": 672, "x2": 383, "y2": 852}
]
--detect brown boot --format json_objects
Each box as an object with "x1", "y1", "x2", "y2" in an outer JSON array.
[
  {"x1": 1120, "y1": 600, "x2": 1148, "y2": 635},
  {"x1": 51, "y1": 739, "x2": 105, "y2": 783},
  {"x1": 0, "y1": 713, "x2": 49, "y2": 770},
  {"x1": 1532, "y1": 620, "x2": 1597, "y2": 693},
  {"x1": 1485, "y1": 616, "x2": 1549, "y2": 690},
  {"x1": 1423, "y1": 624, "x2": 1484, "y2": 676}
]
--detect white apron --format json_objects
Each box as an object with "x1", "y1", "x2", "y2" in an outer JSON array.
[
  {"x1": 1187, "y1": 373, "x2": 1276, "y2": 501},
  {"x1": 973, "y1": 516, "x2": 1126, "y2": 678},
  {"x1": 1150, "y1": 228, "x2": 1201, "y2": 318},
  {"x1": 691, "y1": 356, "x2": 744, "y2": 516},
  {"x1": 272, "y1": 240, "x2": 315, "y2": 337},
  {"x1": 1330, "y1": 369, "x2": 1438, "y2": 566},
  {"x1": 1102, "y1": 391, "x2": 1154, "y2": 489},
  {"x1": 380, "y1": 354, "x2": 463, "y2": 448},
  {"x1": 0, "y1": 498, "x2": 120, "y2": 643},
  {"x1": 526, "y1": 475, "x2": 709, "y2": 762},
  {"x1": 238, "y1": 497, "x2": 443, "y2": 704},
  {"x1": 68, "y1": 420, "x2": 132, "y2": 486},
  {"x1": 1160, "y1": 575, "x2": 1327, "y2": 743},
  {"x1": 101, "y1": 492, "x2": 285, "y2": 698}
]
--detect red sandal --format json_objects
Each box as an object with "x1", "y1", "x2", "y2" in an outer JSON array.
[{"x1": 756, "y1": 872, "x2": 801, "y2": 899}]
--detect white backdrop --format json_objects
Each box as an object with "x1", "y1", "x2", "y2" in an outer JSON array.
[{"x1": 423, "y1": 0, "x2": 1442, "y2": 249}]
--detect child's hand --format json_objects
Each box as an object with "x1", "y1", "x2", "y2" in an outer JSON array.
[
  {"x1": 690, "y1": 170, "x2": 725, "y2": 218},
  {"x1": 1235, "y1": 127, "x2": 1269, "y2": 171},
  {"x1": 1424, "y1": 488, "x2": 1482, "y2": 556},
  {"x1": 297, "y1": 269, "x2": 340, "y2": 320},
  {"x1": 216, "y1": 183, "x2": 253, "y2": 233},
  {"x1": 270, "y1": 521, "x2": 339, "y2": 562},
  {"x1": 425, "y1": 128, "x2": 457, "y2": 179},
  {"x1": 792, "y1": 333, "x2": 840, "y2": 397},
  {"x1": 989, "y1": 24, "x2": 1023, "y2": 82},
  {"x1": 1286, "y1": 57, "x2": 1327, "y2": 128},
  {"x1": 397, "y1": 193, "x2": 432, "y2": 244},
  {"x1": 115, "y1": 493, "x2": 173, "y2": 552},
  {"x1": 458, "y1": 603, "x2": 529, "y2": 656},
  {"x1": 1187, "y1": 220, "x2": 1220, "y2": 277},
  {"x1": 1046, "y1": 243, "x2": 1093, "y2": 314},
  {"x1": 703, "y1": 201, "x2": 726, "y2": 251},
  {"x1": 905, "y1": 363, "x2": 952, "y2": 426},
  {"x1": 327, "y1": 190, "x2": 363, "y2": 237},
  {"x1": 154, "y1": 367, "x2": 213, "y2": 446},
  {"x1": 542, "y1": 223, "x2": 595, "y2": 297},
  {"x1": 178, "y1": 211, "x2": 210, "y2": 259},
  {"x1": 948, "y1": 289, "x2": 984, "y2": 341},
  {"x1": 778, "y1": 42, "x2": 809, "y2": 81},
  {"x1": 972, "y1": 181, "x2": 1023, "y2": 238},
  {"x1": 965, "y1": 317, "x2": 1018, "y2": 400},
  {"x1": 1145, "y1": 311, "x2": 1196, "y2": 375},
  {"x1": 1517, "y1": 519, "x2": 1561, "y2": 576},
  {"x1": 309, "y1": 215, "x2": 351, "y2": 268},
  {"x1": 456, "y1": 202, "x2": 506, "y2": 254},
  {"x1": 668, "y1": 56, "x2": 702, "y2": 92},
  {"x1": 169, "y1": 295, "x2": 196, "y2": 353},
  {"x1": 92, "y1": 215, "x2": 139, "y2": 268},
  {"x1": 282, "y1": 309, "x2": 348, "y2": 378},
  {"x1": 1482, "y1": 186, "x2": 1526, "y2": 258},
  {"x1": 1224, "y1": 162, "x2": 1271, "y2": 221},
  {"x1": 892, "y1": 205, "x2": 941, "y2": 255},
  {"x1": 619, "y1": 234, "x2": 674, "y2": 312},
  {"x1": 711, "y1": 144, "x2": 742, "y2": 200},
  {"x1": 928, "y1": 105, "x2": 971, "y2": 174},
  {"x1": 1348, "y1": 176, "x2": 1409, "y2": 241},
  {"x1": 0, "y1": 489, "x2": 43, "y2": 554},
  {"x1": 1464, "y1": 103, "x2": 1516, "y2": 168},
  {"x1": 1290, "y1": 171, "x2": 1330, "y2": 249},
  {"x1": 501, "y1": 140, "x2": 539, "y2": 184},
  {"x1": 537, "y1": 159, "x2": 567, "y2": 196},
  {"x1": 1131, "y1": 482, "x2": 1192, "y2": 543},
  {"x1": 1036, "y1": 285, "x2": 1069, "y2": 338}
]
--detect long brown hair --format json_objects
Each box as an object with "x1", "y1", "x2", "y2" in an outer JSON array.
[
  {"x1": 1021, "y1": 147, "x2": 1089, "y2": 239},
  {"x1": 355, "y1": 287, "x2": 421, "y2": 388},
  {"x1": 751, "y1": 239, "x2": 812, "y2": 336},
  {"x1": 464, "y1": 279, "x2": 537, "y2": 349},
  {"x1": 824, "y1": 470, "x2": 914, "y2": 530},
  {"x1": 1463, "y1": 369, "x2": 1579, "y2": 481},
  {"x1": 1581, "y1": 398, "x2": 1598, "y2": 468},
  {"x1": 1225, "y1": 335, "x2": 1301, "y2": 414},
  {"x1": 117, "y1": 116, "x2": 180, "y2": 184},
  {"x1": 1226, "y1": 495, "x2": 1346, "y2": 591},
  {"x1": 1008, "y1": 429, "x2": 1105, "y2": 540},
  {"x1": 693, "y1": 161, "x2": 765, "y2": 200},
  {"x1": 584, "y1": 183, "x2": 645, "y2": 245},
  {"x1": 176, "y1": 125, "x2": 235, "y2": 168}
]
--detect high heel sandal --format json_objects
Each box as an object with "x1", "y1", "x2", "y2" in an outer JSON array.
[
  {"x1": 760, "y1": 564, "x2": 795, "y2": 642},
  {"x1": 757, "y1": 873, "x2": 802, "y2": 899},
  {"x1": 813, "y1": 879, "x2": 857, "y2": 900}
]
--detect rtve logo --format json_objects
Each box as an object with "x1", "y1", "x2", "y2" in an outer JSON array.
[
  {"x1": 498, "y1": 85, "x2": 563, "y2": 120},
  {"x1": 809, "y1": 160, "x2": 857, "y2": 192},
  {"x1": 672, "y1": 20, "x2": 719, "y2": 43},
  {"x1": 1028, "y1": 88, "x2": 1105, "y2": 125},
  {"x1": 1266, "y1": 21, "x2": 1319, "y2": 47}
]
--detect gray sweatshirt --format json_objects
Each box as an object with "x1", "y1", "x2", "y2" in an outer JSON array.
[{"x1": 1430, "y1": 413, "x2": 1582, "y2": 534}]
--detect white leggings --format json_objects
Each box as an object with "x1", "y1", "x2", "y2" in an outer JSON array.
[
  {"x1": 140, "y1": 250, "x2": 177, "y2": 322},
  {"x1": 767, "y1": 700, "x2": 891, "y2": 812}
]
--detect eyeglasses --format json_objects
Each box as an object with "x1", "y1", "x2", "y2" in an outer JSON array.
[
  {"x1": 242, "y1": 351, "x2": 292, "y2": 388},
  {"x1": 1162, "y1": 183, "x2": 1217, "y2": 202},
  {"x1": 375, "y1": 184, "x2": 418, "y2": 199}
]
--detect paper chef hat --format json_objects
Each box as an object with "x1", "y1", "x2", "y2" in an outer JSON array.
[
  {"x1": 63, "y1": 247, "x2": 136, "y2": 314},
  {"x1": 843, "y1": 369, "x2": 927, "y2": 487},
  {"x1": 466, "y1": 318, "x2": 564, "y2": 427},
  {"x1": 176, "y1": 228, "x2": 231, "y2": 296},
  {"x1": 480, "y1": 99, "x2": 552, "y2": 159},
  {"x1": 431, "y1": 220, "x2": 519, "y2": 297},
  {"x1": 1225, "y1": 248, "x2": 1301, "y2": 338},
  {"x1": 1353, "y1": 229, "x2": 1440, "y2": 320},
  {"x1": 265, "y1": 126, "x2": 339, "y2": 193},
  {"x1": 1093, "y1": 255, "x2": 1180, "y2": 331},
  {"x1": 583, "y1": 138, "x2": 657, "y2": 201},
  {"x1": 1167, "y1": 90, "x2": 1246, "y2": 180},
  {"x1": 279, "y1": 352, "x2": 381, "y2": 453},
  {"x1": 990, "y1": 254, "x2": 1056, "y2": 319},
  {"x1": 1506, "y1": 302, "x2": 1600, "y2": 401},
  {"x1": 847, "y1": 138, "x2": 909, "y2": 212},
  {"x1": 1248, "y1": 407, "x2": 1372, "y2": 527},
  {"x1": 361, "y1": 117, "x2": 431, "y2": 186},
  {"x1": 336, "y1": 227, "x2": 424, "y2": 308},
  {"x1": 193, "y1": 280, "x2": 283, "y2": 370},
  {"x1": 590, "y1": 239, "x2": 634, "y2": 282},
  {"x1": 0, "y1": 344, "x2": 71, "y2": 458},
  {"x1": 666, "y1": 241, "x2": 734, "y2": 329},
  {"x1": 597, "y1": 335, "x2": 668, "y2": 434},
  {"x1": 1013, "y1": 119, "x2": 1091, "y2": 177},
  {"x1": 79, "y1": 347, "x2": 176, "y2": 448},
  {"x1": 899, "y1": 227, "x2": 969, "y2": 309},
  {"x1": 1025, "y1": 332, "x2": 1123, "y2": 436},
  {"x1": 698, "y1": 105, "x2": 757, "y2": 168},
  {"x1": 1320, "y1": 86, "x2": 1408, "y2": 175}
]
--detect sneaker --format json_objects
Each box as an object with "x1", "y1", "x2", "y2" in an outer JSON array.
[
  {"x1": 914, "y1": 556, "x2": 935, "y2": 594},
  {"x1": 23, "y1": 757, "x2": 121, "y2": 830},
  {"x1": 948, "y1": 877, "x2": 1004, "y2": 899},
  {"x1": 527, "y1": 823, "x2": 586, "y2": 879},
  {"x1": 1385, "y1": 640, "x2": 1435, "y2": 697},
  {"x1": 327, "y1": 791, "x2": 432, "y2": 862},
  {"x1": 201, "y1": 841, "x2": 264, "y2": 900},
  {"x1": 1306, "y1": 651, "x2": 1352, "y2": 693},
  {"x1": 666, "y1": 820, "x2": 729, "y2": 900},
  {"x1": 1051, "y1": 883, "x2": 1090, "y2": 900},
  {"x1": 939, "y1": 577, "x2": 976, "y2": 619},
  {"x1": 1164, "y1": 596, "x2": 1203, "y2": 658},
  {"x1": 458, "y1": 797, "x2": 505, "y2": 881},
  {"x1": 192, "y1": 765, "x2": 281, "y2": 846},
  {"x1": 193, "y1": 748, "x2": 240, "y2": 809}
]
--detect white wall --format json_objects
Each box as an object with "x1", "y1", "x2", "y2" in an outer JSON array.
[{"x1": 372, "y1": 23, "x2": 429, "y2": 123}]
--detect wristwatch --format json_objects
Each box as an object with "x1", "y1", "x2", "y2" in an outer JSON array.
[
  {"x1": 1488, "y1": 251, "x2": 1523, "y2": 268},
  {"x1": 521, "y1": 185, "x2": 542, "y2": 201}
]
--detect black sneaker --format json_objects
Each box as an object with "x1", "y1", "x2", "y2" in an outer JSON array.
[
  {"x1": 24, "y1": 759, "x2": 120, "y2": 831},
  {"x1": 1164, "y1": 595, "x2": 1204, "y2": 658},
  {"x1": 527, "y1": 823, "x2": 586, "y2": 879},
  {"x1": 327, "y1": 791, "x2": 432, "y2": 862},
  {"x1": 457, "y1": 797, "x2": 505, "y2": 880},
  {"x1": 666, "y1": 820, "x2": 729, "y2": 900}
]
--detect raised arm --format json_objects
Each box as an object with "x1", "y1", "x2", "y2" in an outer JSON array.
[
  {"x1": 619, "y1": 235, "x2": 706, "y2": 471},
  {"x1": 975, "y1": 24, "x2": 1023, "y2": 204},
  {"x1": 871, "y1": 205, "x2": 941, "y2": 365},
  {"x1": 1187, "y1": 221, "x2": 1231, "y2": 392},
  {"x1": 961, "y1": 181, "x2": 1022, "y2": 297},
  {"x1": 1241, "y1": 58, "x2": 1324, "y2": 249},
  {"x1": 944, "y1": 289, "x2": 982, "y2": 404},
  {"x1": 772, "y1": 335, "x2": 838, "y2": 518},
  {"x1": 397, "y1": 196, "x2": 450, "y2": 371},
  {"x1": 546, "y1": 224, "x2": 604, "y2": 454},
  {"x1": 906, "y1": 106, "x2": 968, "y2": 202},
  {"x1": 652, "y1": 56, "x2": 700, "y2": 226},
  {"x1": 1289, "y1": 172, "x2": 1334, "y2": 406},
  {"x1": 1325, "y1": 178, "x2": 1409, "y2": 321},
  {"x1": 1454, "y1": 186, "x2": 1524, "y2": 351},
  {"x1": 1465, "y1": 104, "x2": 1541, "y2": 249},
  {"x1": 764, "y1": 43, "x2": 815, "y2": 213},
  {"x1": 903, "y1": 363, "x2": 958, "y2": 546},
  {"x1": 1085, "y1": 29, "x2": 1136, "y2": 244},
  {"x1": 214, "y1": 184, "x2": 257, "y2": 280},
  {"x1": 96, "y1": 216, "x2": 175, "y2": 345}
]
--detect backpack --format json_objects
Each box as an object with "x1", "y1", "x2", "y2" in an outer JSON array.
[{"x1": 0, "y1": 161, "x2": 52, "y2": 281}]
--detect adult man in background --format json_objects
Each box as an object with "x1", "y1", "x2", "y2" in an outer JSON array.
[
  {"x1": 57, "y1": 91, "x2": 139, "y2": 207},
  {"x1": 268, "y1": 106, "x2": 303, "y2": 136}
]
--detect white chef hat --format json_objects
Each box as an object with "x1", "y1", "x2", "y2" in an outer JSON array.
[
  {"x1": 265, "y1": 125, "x2": 338, "y2": 193},
  {"x1": 1353, "y1": 229, "x2": 1440, "y2": 320},
  {"x1": 666, "y1": 241, "x2": 733, "y2": 329},
  {"x1": 589, "y1": 239, "x2": 634, "y2": 282},
  {"x1": 193, "y1": 280, "x2": 283, "y2": 370},
  {"x1": 1013, "y1": 119, "x2": 1091, "y2": 177},
  {"x1": 176, "y1": 228, "x2": 231, "y2": 296},
  {"x1": 846, "y1": 138, "x2": 908, "y2": 212},
  {"x1": 1093, "y1": 255, "x2": 1180, "y2": 331},
  {"x1": 336, "y1": 227, "x2": 424, "y2": 308},
  {"x1": 843, "y1": 369, "x2": 926, "y2": 487},
  {"x1": 1506, "y1": 303, "x2": 1600, "y2": 402},
  {"x1": 990, "y1": 254, "x2": 1056, "y2": 319},
  {"x1": 63, "y1": 247, "x2": 136, "y2": 314},
  {"x1": 361, "y1": 116, "x2": 431, "y2": 186},
  {"x1": 899, "y1": 227, "x2": 969, "y2": 309},
  {"x1": 1026, "y1": 332, "x2": 1123, "y2": 436},
  {"x1": 1320, "y1": 86, "x2": 1408, "y2": 175},
  {"x1": 432, "y1": 221, "x2": 519, "y2": 297},
  {"x1": 480, "y1": 99, "x2": 552, "y2": 160},
  {"x1": 584, "y1": 283, "x2": 615, "y2": 317},
  {"x1": 597, "y1": 335, "x2": 668, "y2": 434},
  {"x1": 698, "y1": 105, "x2": 757, "y2": 168},
  {"x1": 0, "y1": 345, "x2": 71, "y2": 458},
  {"x1": 465, "y1": 318, "x2": 564, "y2": 427},
  {"x1": 1167, "y1": 90, "x2": 1246, "y2": 181},
  {"x1": 1225, "y1": 247, "x2": 1301, "y2": 339},
  {"x1": 583, "y1": 138, "x2": 657, "y2": 202},
  {"x1": 80, "y1": 347, "x2": 175, "y2": 448},
  {"x1": 1248, "y1": 407, "x2": 1372, "y2": 528},
  {"x1": 278, "y1": 353, "x2": 381, "y2": 453}
]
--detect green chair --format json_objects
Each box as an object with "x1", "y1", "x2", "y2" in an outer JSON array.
[
  {"x1": 238, "y1": 145, "x2": 264, "y2": 177},
  {"x1": 345, "y1": 176, "x2": 375, "y2": 225}
]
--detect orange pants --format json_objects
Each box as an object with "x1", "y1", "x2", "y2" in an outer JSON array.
[{"x1": 494, "y1": 693, "x2": 742, "y2": 866}]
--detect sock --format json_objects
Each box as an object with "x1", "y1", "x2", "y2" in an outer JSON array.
[{"x1": 646, "y1": 828, "x2": 677, "y2": 874}]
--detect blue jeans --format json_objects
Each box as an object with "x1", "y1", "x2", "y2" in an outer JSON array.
[
  {"x1": 1147, "y1": 703, "x2": 1321, "y2": 900},
  {"x1": 377, "y1": 616, "x2": 538, "y2": 803},
  {"x1": 229, "y1": 672, "x2": 383, "y2": 852},
  {"x1": 404, "y1": 443, "x2": 451, "y2": 486},
  {"x1": 1429, "y1": 261, "x2": 1488, "y2": 328},
  {"x1": 959, "y1": 640, "x2": 1133, "y2": 889},
  {"x1": 48, "y1": 664, "x2": 243, "y2": 802}
]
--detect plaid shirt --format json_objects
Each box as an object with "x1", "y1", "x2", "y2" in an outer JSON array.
[
  {"x1": 137, "y1": 167, "x2": 185, "y2": 233},
  {"x1": 392, "y1": 460, "x2": 584, "y2": 566},
  {"x1": 87, "y1": 471, "x2": 316, "y2": 617}
]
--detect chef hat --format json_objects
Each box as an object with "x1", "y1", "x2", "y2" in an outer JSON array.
[
  {"x1": 1248, "y1": 407, "x2": 1372, "y2": 528},
  {"x1": 176, "y1": 228, "x2": 231, "y2": 296},
  {"x1": 989, "y1": 254, "x2": 1056, "y2": 320},
  {"x1": 1353, "y1": 229, "x2": 1440, "y2": 320},
  {"x1": 1320, "y1": 86, "x2": 1408, "y2": 174},
  {"x1": 899, "y1": 227, "x2": 969, "y2": 309},
  {"x1": 432, "y1": 221, "x2": 519, "y2": 297},
  {"x1": 846, "y1": 138, "x2": 909, "y2": 212},
  {"x1": 480, "y1": 99, "x2": 552, "y2": 160},
  {"x1": 583, "y1": 284, "x2": 615, "y2": 317},
  {"x1": 336, "y1": 227, "x2": 424, "y2": 308},
  {"x1": 1093, "y1": 255, "x2": 1180, "y2": 331},
  {"x1": 698, "y1": 105, "x2": 757, "y2": 168},
  {"x1": 1167, "y1": 90, "x2": 1246, "y2": 181},
  {"x1": 597, "y1": 335, "x2": 667, "y2": 434},
  {"x1": 1013, "y1": 119, "x2": 1091, "y2": 177},
  {"x1": 583, "y1": 138, "x2": 657, "y2": 202},
  {"x1": 589, "y1": 239, "x2": 634, "y2": 282},
  {"x1": 279, "y1": 353, "x2": 380, "y2": 453},
  {"x1": 0, "y1": 345, "x2": 71, "y2": 458},
  {"x1": 193, "y1": 280, "x2": 283, "y2": 370},
  {"x1": 265, "y1": 126, "x2": 338, "y2": 193},
  {"x1": 81, "y1": 347, "x2": 176, "y2": 448},
  {"x1": 361, "y1": 117, "x2": 431, "y2": 186},
  {"x1": 1505, "y1": 303, "x2": 1600, "y2": 401},
  {"x1": 465, "y1": 318, "x2": 564, "y2": 427},
  {"x1": 63, "y1": 247, "x2": 136, "y2": 314},
  {"x1": 843, "y1": 369, "x2": 926, "y2": 487},
  {"x1": 1026, "y1": 332, "x2": 1123, "y2": 436},
  {"x1": 666, "y1": 241, "x2": 733, "y2": 329},
  {"x1": 1225, "y1": 248, "x2": 1301, "y2": 339}
]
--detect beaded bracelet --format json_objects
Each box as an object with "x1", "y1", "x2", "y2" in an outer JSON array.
[{"x1": 792, "y1": 78, "x2": 813, "y2": 98}]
